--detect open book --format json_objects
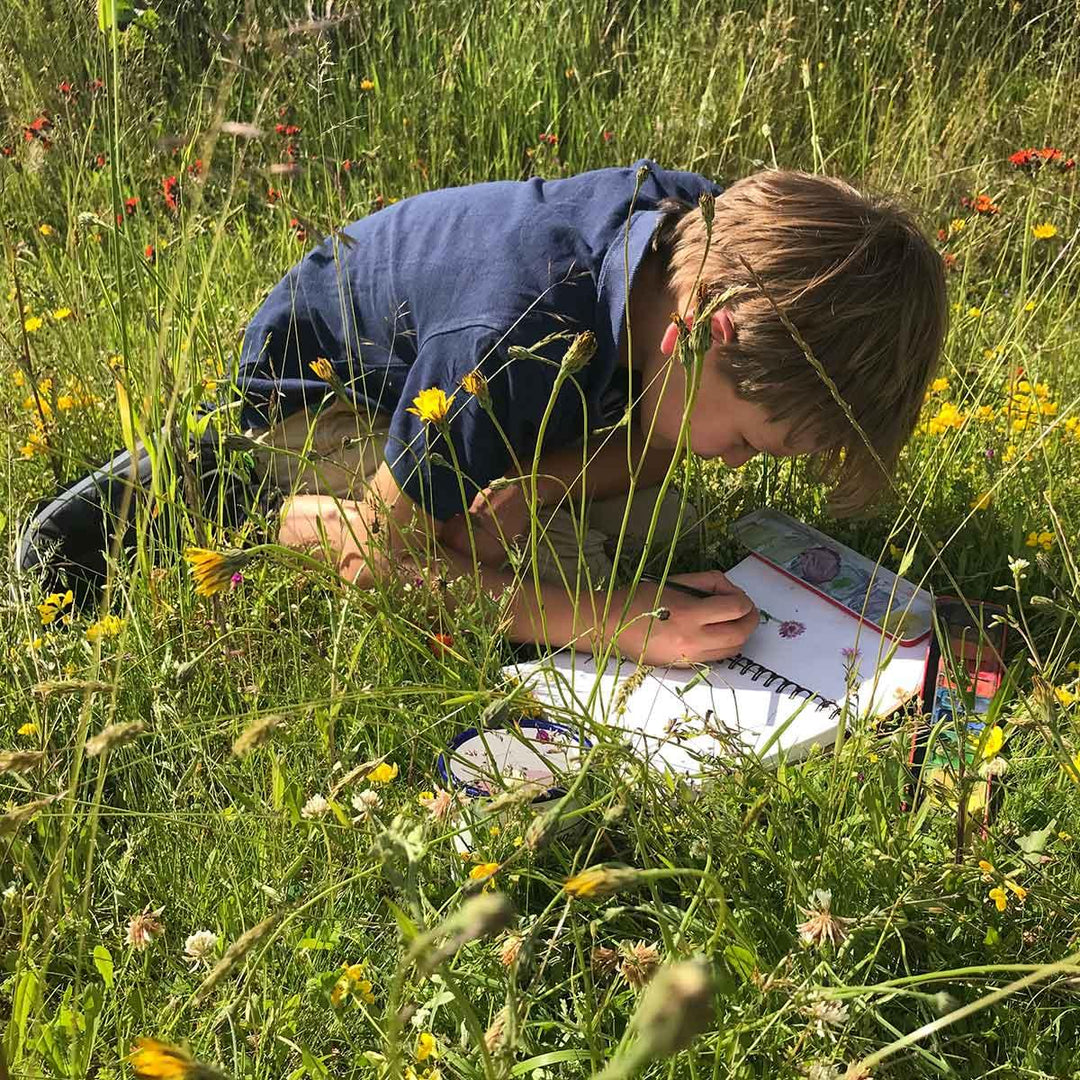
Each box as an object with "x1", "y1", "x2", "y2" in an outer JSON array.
[{"x1": 508, "y1": 533, "x2": 931, "y2": 774}]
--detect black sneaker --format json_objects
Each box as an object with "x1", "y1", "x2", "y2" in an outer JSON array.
[{"x1": 15, "y1": 430, "x2": 256, "y2": 607}]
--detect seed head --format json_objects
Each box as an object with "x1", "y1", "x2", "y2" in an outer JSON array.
[
  {"x1": 560, "y1": 331, "x2": 597, "y2": 375},
  {"x1": 232, "y1": 714, "x2": 283, "y2": 758},
  {"x1": 85, "y1": 720, "x2": 147, "y2": 757}
]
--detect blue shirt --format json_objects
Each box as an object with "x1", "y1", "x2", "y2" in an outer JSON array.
[{"x1": 236, "y1": 159, "x2": 723, "y2": 521}]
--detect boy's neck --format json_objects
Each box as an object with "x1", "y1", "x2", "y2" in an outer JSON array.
[{"x1": 623, "y1": 247, "x2": 676, "y2": 371}]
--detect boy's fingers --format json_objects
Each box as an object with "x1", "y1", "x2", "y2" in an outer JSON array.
[
  {"x1": 670, "y1": 570, "x2": 746, "y2": 596},
  {"x1": 697, "y1": 608, "x2": 761, "y2": 654},
  {"x1": 696, "y1": 590, "x2": 757, "y2": 625}
]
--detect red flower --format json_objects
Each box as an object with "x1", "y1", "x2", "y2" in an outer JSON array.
[
  {"x1": 428, "y1": 632, "x2": 454, "y2": 658},
  {"x1": 936, "y1": 228, "x2": 947, "y2": 242},
  {"x1": 341, "y1": 159, "x2": 352, "y2": 172},
  {"x1": 972, "y1": 193, "x2": 999, "y2": 215},
  {"x1": 1, "y1": 145, "x2": 14, "y2": 158},
  {"x1": 1065, "y1": 158, "x2": 1076, "y2": 170},
  {"x1": 92, "y1": 152, "x2": 107, "y2": 170},
  {"x1": 284, "y1": 143, "x2": 300, "y2": 161},
  {"x1": 1010, "y1": 146, "x2": 1073, "y2": 173},
  {"x1": 116, "y1": 212, "x2": 125, "y2": 226},
  {"x1": 24, "y1": 115, "x2": 53, "y2": 143},
  {"x1": 58, "y1": 81, "x2": 75, "y2": 99},
  {"x1": 267, "y1": 186, "x2": 281, "y2": 204},
  {"x1": 942, "y1": 252, "x2": 958, "y2": 272},
  {"x1": 162, "y1": 175, "x2": 180, "y2": 213},
  {"x1": 602, "y1": 130, "x2": 614, "y2": 143},
  {"x1": 289, "y1": 217, "x2": 306, "y2": 241},
  {"x1": 144, "y1": 244, "x2": 155, "y2": 262},
  {"x1": 124, "y1": 196, "x2": 139, "y2": 216},
  {"x1": 88, "y1": 78, "x2": 104, "y2": 94},
  {"x1": 538, "y1": 132, "x2": 558, "y2": 146}
]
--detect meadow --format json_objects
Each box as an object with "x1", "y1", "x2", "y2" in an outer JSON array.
[{"x1": 3, "y1": 1, "x2": 1080, "y2": 1077}]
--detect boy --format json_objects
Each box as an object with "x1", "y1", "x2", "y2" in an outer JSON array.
[{"x1": 16, "y1": 160, "x2": 947, "y2": 665}]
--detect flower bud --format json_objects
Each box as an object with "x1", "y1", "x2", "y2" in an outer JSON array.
[
  {"x1": 561, "y1": 331, "x2": 597, "y2": 375},
  {"x1": 630, "y1": 960, "x2": 715, "y2": 1058}
]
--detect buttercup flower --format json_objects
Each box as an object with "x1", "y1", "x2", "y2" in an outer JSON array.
[
  {"x1": 469, "y1": 862, "x2": 500, "y2": 886},
  {"x1": 360, "y1": 78, "x2": 375, "y2": 91},
  {"x1": 1032, "y1": 222, "x2": 1058, "y2": 240},
  {"x1": 366, "y1": 761, "x2": 399, "y2": 784},
  {"x1": 407, "y1": 387, "x2": 454, "y2": 425}
]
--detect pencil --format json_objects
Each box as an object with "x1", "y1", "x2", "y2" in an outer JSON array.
[{"x1": 641, "y1": 575, "x2": 772, "y2": 622}]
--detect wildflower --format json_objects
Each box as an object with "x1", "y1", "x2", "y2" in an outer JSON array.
[
  {"x1": 267, "y1": 186, "x2": 280, "y2": 204},
  {"x1": 124, "y1": 196, "x2": 139, "y2": 216},
  {"x1": 923, "y1": 401, "x2": 966, "y2": 436},
  {"x1": 182, "y1": 547, "x2": 249, "y2": 597},
  {"x1": 930, "y1": 377, "x2": 949, "y2": 393},
  {"x1": 620, "y1": 941, "x2": 661, "y2": 990},
  {"x1": 1055, "y1": 685, "x2": 1078, "y2": 707},
  {"x1": 949, "y1": 217, "x2": 966, "y2": 234},
  {"x1": 289, "y1": 217, "x2": 307, "y2": 242},
  {"x1": 58, "y1": 80, "x2": 75, "y2": 98},
  {"x1": 301, "y1": 794, "x2": 329, "y2": 819},
  {"x1": 331, "y1": 961, "x2": 375, "y2": 1006},
  {"x1": 498, "y1": 932, "x2": 524, "y2": 967},
  {"x1": 232, "y1": 714, "x2": 282, "y2": 757},
  {"x1": 564, "y1": 865, "x2": 640, "y2": 899},
  {"x1": 1025, "y1": 530, "x2": 1053, "y2": 551},
  {"x1": 461, "y1": 369, "x2": 490, "y2": 406},
  {"x1": 561, "y1": 330, "x2": 597, "y2": 374},
  {"x1": 1024, "y1": 299, "x2": 1036, "y2": 312},
  {"x1": 163, "y1": 175, "x2": 180, "y2": 212},
  {"x1": 415, "y1": 1033, "x2": 439, "y2": 1062},
  {"x1": 39, "y1": 223, "x2": 54, "y2": 236},
  {"x1": 1032, "y1": 222, "x2": 1058, "y2": 240},
  {"x1": 366, "y1": 761, "x2": 399, "y2": 784},
  {"x1": 126, "y1": 905, "x2": 165, "y2": 950},
  {"x1": 602, "y1": 130, "x2": 615, "y2": 143},
  {"x1": 970, "y1": 491, "x2": 993, "y2": 511},
  {"x1": 592, "y1": 945, "x2": 619, "y2": 976},
  {"x1": 407, "y1": 387, "x2": 454, "y2": 425},
  {"x1": 428, "y1": 632, "x2": 454, "y2": 658},
  {"x1": 801, "y1": 999, "x2": 849, "y2": 1035},
  {"x1": 86, "y1": 720, "x2": 147, "y2": 757},
  {"x1": 351, "y1": 789, "x2": 383, "y2": 818},
  {"x1": 18, "y1": 722, "x2": 39, "y2": 737},
  {"x1": 24, "y1": 316, "x2": 43, "y2": 333},
  {"x1": 972, "y1": 193, "x2": 1000, "y2": 215},
  {"x1": 51, "y1": 307, "x2": 73, "y2": 322},
  {"x1": 309, "y1": 357, "x2": 334, "y2": 381},
  {"x1": 418, "y1": 787, "x2": 457, "y2": 822},
  {"x1": 539, "y1": 132, "x2": 558, "y2": 146},
  {"x1": 128, "y1": 1037, "x2": 227, "y2": 1079},
  {"x1": 183, "y1": 930, "x2": 218, "y2": 968},
  {"x1": 967, "y1": 306, "x2": 982, "y2": 318},
  {"x1": 38, "y1": 590, "x2": 74, "y2": 626},
  {"x1": 360, "y1": 79, "x2": 375, "y2": 91},
  {"x1": 797, "y1": 889, "x2": 854, "y2": 948},
  {"x1": 86, "y1": 614, "x2": 124, "y2": 642},
  {"x1": 469, "y1": 862, "x2": 500, "y2": 887},
  {"x1": 942, "y1": 252, "x2": 958, "y2": 272},
  {"x1": 975, "y1": 405, "x2": 995, "y2": 422},
  {"x1": 980, "y1": 725, "x2": 1004, "y2": 760},
  {"x1": 988, "y1": 887, "x2": 1007, "y2": 911}
]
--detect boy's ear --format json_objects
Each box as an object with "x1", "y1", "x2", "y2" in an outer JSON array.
[{"x1": 659, "y1": 309, "x2": 735, "y2": 357}]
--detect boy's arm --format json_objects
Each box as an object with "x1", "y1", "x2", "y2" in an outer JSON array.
[{"x1": 280, "y1": 463, "x2": 758, "y2": 665}]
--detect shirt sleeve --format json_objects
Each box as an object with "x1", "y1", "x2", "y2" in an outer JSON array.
[{"x1": 384, "y1": 321, "x2": 591, "y2": 522}]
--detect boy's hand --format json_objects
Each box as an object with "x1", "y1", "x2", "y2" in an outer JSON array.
[
  {"x1": 443, "y1": 483, "x2": 531, "y2": 566},
  {"x1": 611, "y1": 571, "x2": 760, "y2": 667}
]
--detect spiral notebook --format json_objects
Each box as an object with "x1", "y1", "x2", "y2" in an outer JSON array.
[{"x1": 508, "y1": 545, "x2": 930, "y2": 774}]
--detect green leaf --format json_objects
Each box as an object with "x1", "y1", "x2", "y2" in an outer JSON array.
[
  {"x1": 1017, "y1": 820, "x2": 1056, "y2": 865},
  {"x1": 383, "y1": 898, "x2": 420, "y2": 944},
  {"x1": 97, "y1": 0, "x2": 136, "y2": 32},
  {"x1": 897, "y1": 545, "x2": 915, "y2": 578},
  {"x1": 92, "y1": 945, "x2": 114, "y2": 989}
]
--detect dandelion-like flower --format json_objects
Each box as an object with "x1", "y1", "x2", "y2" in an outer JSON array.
[
  {"x1": 563, "y1": 865, "x2": 639, "y2": 899},
  {"x1": 778, "y1": 620, "x2": 806, "y2": 639},
  {"x1": 619, "y1": 940, "x2": 661, "y2": 990},
  {"x1": 1032, "y1": 222, "x2": 1058, "y2": 240},
  {"x1": 128, "y1": 1037, "x2": 227, "y2": 1079},
  {"x1": 309, "y1": 357, "x2": 335, "y2": 382},
  {"x1": 407, "y1": 387, "x2": 454, "y2": 425},
  {"x1": 592, "y1": 945, "x2": 619, "y2": 977},
  {"x1": 461, "y1": 369, "x2": 490, "y2": 406},
  {"x1": 561, "y1": 331, "x2": 597, "y2": 375},
  {"x1": 366, "y1": 761, "x2": 399, "y2": 784},
  {"x1": 183, "y1": 548, "x2": 250, "y2": 597},
  {"x1": 301, "y1": 794, "x2": 329, "y2": 819},
  {"x1": 183, "y1": 930, "x2": 218, "y2": 969},
  {"x1": 797, "y1": 890, "x2": 853, "y2": 949},
  {"x1": 126, "y1": 905, "x2": 165, "y2": 951}
]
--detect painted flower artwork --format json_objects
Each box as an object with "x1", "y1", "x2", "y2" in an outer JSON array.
[{"x1": 778, "y1": 620, "x2": 806, "y2": 639}]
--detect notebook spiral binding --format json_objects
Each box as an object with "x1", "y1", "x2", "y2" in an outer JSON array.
[{"x1": 719, "y1": 653, "x2": 843, "y2": 721}]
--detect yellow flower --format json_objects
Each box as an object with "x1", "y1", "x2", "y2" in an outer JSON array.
[
  {"x1": 461, "y1": 369, "x2": 490, "y2": 405},
  {"x1": 182, "y1": 547, "x2": 250, "y2": 596},
  {"x1": 366, "y1": 761, "x2": 399, "y2": 784},
  {"x1": 563, "y1": 866, "x2": 639, "y2": 899},
  {"x1": 1005, "y1": 880, "x2": 1027, "y2": 901},
  {"x1": 416, "y1": 1032, "x2": 439, "y2": 1062},
  {"x1": 949, "y1": 217, "x2": 966, "y2": 234},
  {"x1": 51, "y1": 307, "x2": 72, "y2": 321},
  {"x1": 86, "y1": 614, "x2": 124, "y2": 642},
  {"x1": 1059, "y1": 831, "x2": 1072, "y2": 841},
  {"x1": 1033, "y1": 382, "x2": 1050, "y2": 399},
  {"x1": 128, "y1": 1038, "x2": 204, "y2": 1079},
  {"x1": 930, "y1": 377, "x2": 950, "y2": 393},
  {"x1": 309, "y1": 357, "x2": 334, "y2": 382},
  {"x1": 1055, "y1": 685, "x2": 1078, "y2": 707},
  {"x1": 1032, "y1": 222, "x2": 1057, "y2": 240},
  {"x1": 407, "y1": 387, "x2": 454, "y2": 425},
  {"x1": 39, "y1": 223, "x2": 54, "y2": 236},
  {"x1": 24, "y1": 316, "x2": 44, "y2": 333},
  {"x1": 975, "y1": 405, "x2": 995, "y2": 422},
  {"x1": 980, "y1": 725, "x2": 1004, "y2": 759},
  {"x1": 1002, "y1": 444, "x2": 1017, "y2": 463},
  {"x1": 989, "y1": 887, "x2": 1007, "y2": 912},
  {"x1": 38, "y1": 589, "x2": 74, "y2": 626},
  {"x1": 330, "y1": 961, "x2": 375, "y2": 1007},
  {"x1": 970, "y1": 491, "x2": 993, "y2": 511},
  {"x1": 18, "y1": 722, "x2": 39, "y2": 737},
  {"x1": 20, "y1": 429, "x2": 49, "y2": 460},
  {"x1": 469, "y1": 862, "x2": 500, "y2": 884},
  {"x1": 967, "y1": 306, "x2": 982, "y2": 319},
  {"x1": 360, "y1": 78, "x2": 375, "y2": 91},
  {"x1": 1024, "y1": 300, "x2": 1036, "y2": 312},
  {"x1": 1024, "y1": 530, "x2": 1053, "y2": 551},
  {"x1": 978, "y1": 859, "x2": 995, "y2": 876},
  {"x1": 888, "y1": 543, "x2": 905, "y2": 562}
]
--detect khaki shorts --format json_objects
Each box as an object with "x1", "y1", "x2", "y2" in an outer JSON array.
[{"x1": 247, "y1": 400, "x2": 699, "y2": 583}]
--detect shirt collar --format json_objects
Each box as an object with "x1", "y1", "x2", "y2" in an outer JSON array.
[{"x1": 595, "y1": 209, "x2": 663, "y2": 368}]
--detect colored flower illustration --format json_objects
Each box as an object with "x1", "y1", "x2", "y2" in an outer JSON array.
[{"x1": 778, "y1": 620, "x2": 806, "y2": 639}]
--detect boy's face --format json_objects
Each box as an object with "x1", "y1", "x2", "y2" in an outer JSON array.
[{"x1": 641, "y1": 337, "x2": 819, "y2": 467}]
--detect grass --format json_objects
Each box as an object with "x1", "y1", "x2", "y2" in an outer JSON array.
[{"x1": 3, "y1": 1, "x2": 1080, "y2": 1077}]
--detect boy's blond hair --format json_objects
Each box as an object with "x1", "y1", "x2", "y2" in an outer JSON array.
[{"x1": 659, "y1": 170, "x2": 948, "y2": 513}]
